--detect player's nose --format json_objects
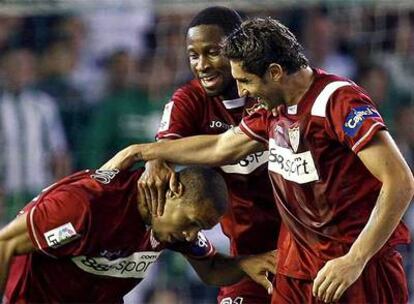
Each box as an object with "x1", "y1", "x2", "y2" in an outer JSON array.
[
  {"x1": 237, "y1": 84, "x2": 248, "y2": 98},
  {"x1": 195, "y1": 55, "x2": 210, "y2": 73}
]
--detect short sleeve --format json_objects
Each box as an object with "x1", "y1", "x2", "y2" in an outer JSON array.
[
  {"x1": 156, "y1": 87, "x2": 202, "y2": 140},
  {"x1": 326, "y1": 86, "x2": 386, "y2": 153},
  {"x1": 26, "y1": 189, "x2": 89, "y2": 258},
  {"x1": 168, "y1": 232, "x2": 216, "y2": 260},
  {"x1": 239, "y1": 108, "x2": 270, "y2": 147}
]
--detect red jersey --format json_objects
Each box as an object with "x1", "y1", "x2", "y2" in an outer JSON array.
[
  {"x1": 157, "y1": 79, "x2": 280, "y2": 256},
  {"x1": 240, "y1": 69, "x2": 410, "y2": 279},
  {"x1": 5, "y1": 169, "x2": 215, "y2": 303}
]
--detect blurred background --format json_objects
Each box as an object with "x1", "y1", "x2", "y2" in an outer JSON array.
[{"x1": 0, "y1": 0, "x2": 413, "y2": 303}]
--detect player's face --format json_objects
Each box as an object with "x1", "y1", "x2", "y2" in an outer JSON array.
[
  {"x1": 151, "y1": 196, "x2": 220, "y2": 243},
  {"x1": 230, "y1": 60, "x2": 281, "y2": 110},
  {"x1": 187, "y1": 25, "x2": 235, "y2": 98}
]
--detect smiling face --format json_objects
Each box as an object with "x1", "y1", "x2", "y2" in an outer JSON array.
[
  {"x1": 151, "y1": 193, "x2": 221, "y2": 243},
  {"x1": 186, "y1": 25, "x2": 235, "y2": 98},
  {"x1": 230, "y1": 60, "x2": 282, "y2": 110}
]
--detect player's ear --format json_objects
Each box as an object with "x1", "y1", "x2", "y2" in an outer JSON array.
[
  {"x1": 268, "y1": 63, "x2": 283, "y2": 82},
  {"x1": 169, "y1": 182, "x2": 184, "y2": 199}
]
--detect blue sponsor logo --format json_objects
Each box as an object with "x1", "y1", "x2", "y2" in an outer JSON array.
[{"x1": 343, "y1": 106, "x2": 379, "y2": 137}]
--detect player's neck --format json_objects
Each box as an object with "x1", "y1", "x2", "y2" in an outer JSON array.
[
  {"x1": 283, "y1": 66, "x2": 314, "y2": 107},
  {"x1": 220, "y1": 82, "x2": 239, "y2": 100},
  {"x1": 137, "y1": 193, "x2": 151, "y2": 225}
]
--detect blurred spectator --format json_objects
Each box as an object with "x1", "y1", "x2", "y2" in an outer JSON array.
[
  {"x1": 0, "y1": 48, "x2": 71, "y2": 221},
  {"x1": 394, "y1": 104, "x2": 414, "y2": 302},
  {"x1": 0, "y1": 16, "x2": 24, "y2": 53},
  {"x1": 394, "y1": 105, "x2": 414, "y2": 170},
  {"x1": 79, "y1": 50, "x2": 161, "y2": 168},
  {"x1": 375, "y1": 12, "x2": 414, "y2": 97},
  {"x1": 81, "y1": 1, "x2": 154, "y2": 61},
  {"x1": 357, "y1": 63, "x2": 411, "y2": 135},
  {"x1": 38, "y1": 39, "x2": 89, "y2": 170},
  {"x1": 56, "y1": 15, "x2": 106, "y2": 104},
  {"x1": 303, "y1": 8, "x2": 356, "y2": 78},
  {"x1": 146, "y1": 14, "x2": 192, "y2": 101}
]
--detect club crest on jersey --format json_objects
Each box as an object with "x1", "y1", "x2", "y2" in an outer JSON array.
[
  {"x1": 343, "y1": 106, "x2": 380, "y2": 137},
  {"x1": 288, "y1": 126, "x2": 300, "y2": 152}
]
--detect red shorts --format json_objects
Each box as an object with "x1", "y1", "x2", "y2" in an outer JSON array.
[
  {"x1": 272, "y1": 249, "x2": 408, "y2": 303},
  {"x1": 218, "y1": 277, "x2": 271, "y2": 304}
]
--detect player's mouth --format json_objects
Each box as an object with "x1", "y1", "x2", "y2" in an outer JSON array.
[{"x1": 199, "y1": 73, "x2": 222, "y2": 90}]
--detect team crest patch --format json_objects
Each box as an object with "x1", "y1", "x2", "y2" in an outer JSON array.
[
  {"x1": 288, "y1": 126, "x2": 300, "y2": 152},
  {"x1": 343, "y1": 106, "x2": 380, "y2": 137},
  {"x1": 44, "y1": 222, "x2": 80, "y2": 248}
]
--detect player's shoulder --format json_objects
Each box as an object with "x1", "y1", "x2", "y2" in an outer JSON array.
[
  {"x1": 316, "y1": 69, "x2": 368, "y2": 99},
  {"x1": 310, "y1": 69, "x2": 372, "y2": 118},
  {"x1": 37, "y1": 169, "x2": 140, "y2": 202}
]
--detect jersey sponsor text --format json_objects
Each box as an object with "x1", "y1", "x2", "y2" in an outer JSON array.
[
  {"x1": 72, "y1": 251, "x2": 161, "y2": 278},
  {"x1": 221, "y1": 152, "x2": 268, "y2": 175},
  {"x1": 268, "y1": 139, "x2": 319, "y2": 184}
]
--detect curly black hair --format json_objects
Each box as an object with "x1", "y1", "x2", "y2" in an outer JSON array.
[{"x1": 223, "y1": 17, "x2": 308, "y2": 76}]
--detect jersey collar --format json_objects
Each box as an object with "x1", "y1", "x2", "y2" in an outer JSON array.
[{"x1": 222, "y1": 97, "x2": 246, "y2": 109}]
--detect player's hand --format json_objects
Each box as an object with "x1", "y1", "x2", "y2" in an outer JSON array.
[
  {"x1": 100, "y1": 144, "x2": 145, "y2": 171},
  {"x1": 271, "y1": 105, "x2": 284, "y2": 117},
  {"x1": 138, "y1": 160, "x2": 178, "y2": 216},
  {"x1": 312, "y1": 253, "x2": 366, "y2": 303},
  {"x1": 238, "y1": 250, "x2": 278, "y2": 295}
]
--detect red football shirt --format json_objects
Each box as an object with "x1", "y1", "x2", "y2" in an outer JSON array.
[
  {"x1": 5, "y1": 169, "x2": 215, "y2": 303},
  {"x1": 240, "y1": 69, "x2": 410, "y2": 279},
  {"x1": 157, "y1": 79, "x2": 280, "y2": 256}
]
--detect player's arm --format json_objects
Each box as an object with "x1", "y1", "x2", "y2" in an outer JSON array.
[
  {"x1": 101, "y1": 127, "x2": 265, "y2": 171},
  {"x1": 313, "y1": 130, "x2": 414, "y2": 303},
  {"x1": 0, "y1": 213, "x2": 36, "y2": 292},
  {"x1": 186, "y1": 250, "x2": 276, "y2": 294}
]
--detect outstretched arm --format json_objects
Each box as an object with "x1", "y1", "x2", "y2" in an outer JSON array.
[
  {"x1": 101, "y1": 127, "x2": 265, "y2": 170},
  {"x1": 187, "y1": 250, "x2": 277, "y2": 294},
  {"x1": 0, "y1": 214, "x2": 35, "y2": 292},
  {"x1": 313, "y1": 131, "x2": 414, "y2": 303}
]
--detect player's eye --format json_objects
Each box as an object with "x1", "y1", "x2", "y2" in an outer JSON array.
[
  {"x1": 188, "y1": 53, "x2": 199, "y2": 60},
  {"x1": 208, "y1": 49, "x2": 220, "y2": 56}
]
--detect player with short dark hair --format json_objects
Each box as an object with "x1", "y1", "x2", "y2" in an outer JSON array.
[
  {"x1": 102, "y1": 17, "x2": 414, "y2": 304},
  {"x1": 138, "y1": 7, "x2": 281, "y2": 304},
  {"x1": 1, "y1": 166, "x2": 276, "y2": 303},
  {"x1": 224, "y1": 17, "x2": 308, "y2": 76}
]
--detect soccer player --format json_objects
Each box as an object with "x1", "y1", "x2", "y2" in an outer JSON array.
[
  {"x1": 102, "y1": 18, "x2": 414, "y2": 303},
  {"x1": 138, "y1": 7, "x2": 280, "y2": 304},
  {"x1": 1, "y1": 166, "x2": 276, "y2": 303}
]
